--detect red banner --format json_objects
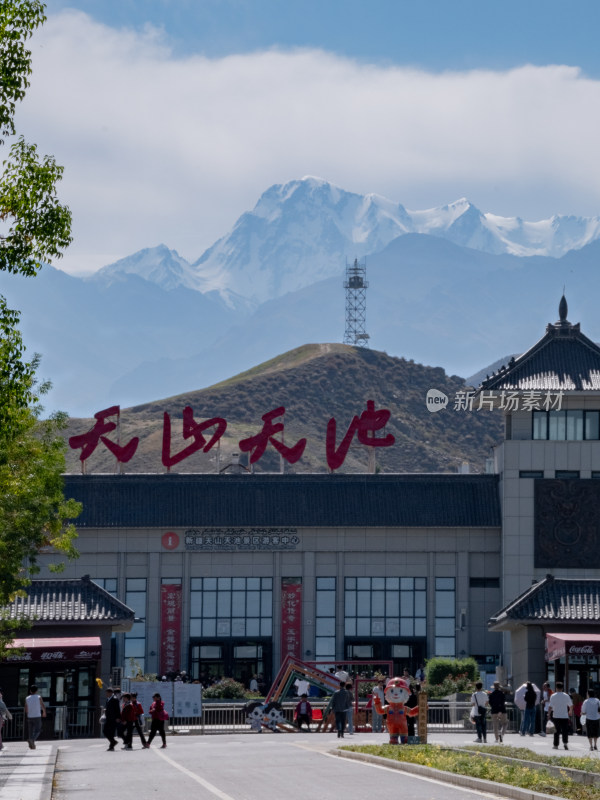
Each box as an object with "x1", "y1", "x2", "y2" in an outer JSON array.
[
  {"x1": 281, "y1": 579, "x2": 302, "y2": 660},
  {"x1": 7, "y1": 637, "x2": 102, "y2": 663},
  {"x1": 160, "y1": 584, "x2": 182, "y2": 676}
]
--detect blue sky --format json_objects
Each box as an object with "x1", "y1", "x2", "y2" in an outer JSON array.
[
  {"x1": 44, "y1": 0, "x2": 600, "y2": 75},
  {"x1": 16, "y1": 1, "x2": 600, "y2": 273}
]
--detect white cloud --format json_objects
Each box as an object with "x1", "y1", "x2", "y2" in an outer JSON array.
[{"x1": 13, "y1": 10, "x2": 600, "y2": 274}]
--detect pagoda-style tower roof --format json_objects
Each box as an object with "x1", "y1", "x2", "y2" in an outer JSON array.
[{"x1": 479, "y1": 296, "x2": 600, "y2": 392}]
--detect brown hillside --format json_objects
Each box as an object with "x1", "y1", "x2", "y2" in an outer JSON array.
[{"x1": 63, "y1": 344, "x2": 502, "y2": 474}]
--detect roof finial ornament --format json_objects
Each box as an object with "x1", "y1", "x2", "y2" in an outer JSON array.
[{"x1": 559, "y1": 292, "x2": 568, "y2": 323}]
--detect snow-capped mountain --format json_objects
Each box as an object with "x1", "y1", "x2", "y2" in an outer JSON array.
[
  {"x1": 89, "y1": 177, "x2": 600, "y2": 306},
  {"x1": 189, "y1": 177, "x2": 600, "y2": 303}
]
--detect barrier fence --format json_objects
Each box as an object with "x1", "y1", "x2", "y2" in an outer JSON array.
[{"x1": 1, "y1": 701, "x2": 528, "y2": 740}]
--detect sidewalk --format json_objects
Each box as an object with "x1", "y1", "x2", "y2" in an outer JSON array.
[
  {"x1": 0, "y1": 730, "x2": 595, "y2": 800},
  {"x1": 0, "y1": 742, "x2": 56, "y2": 800}
]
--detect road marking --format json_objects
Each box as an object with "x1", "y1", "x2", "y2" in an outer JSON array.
[{"x1": 154, "y1": 748, "x2": 236, "y2": 800}]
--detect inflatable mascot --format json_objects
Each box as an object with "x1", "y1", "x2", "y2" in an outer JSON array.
[{"x1": 373, "y1": 677, "x2": 419, "y2": 744}]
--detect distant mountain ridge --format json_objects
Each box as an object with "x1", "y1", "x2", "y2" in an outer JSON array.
[
  {"x1": 3, "y1": 176, "x2": 600, "y2": 417},
  {"x1": 95, "y1": 177, "x2": 600, "y2": 305}
]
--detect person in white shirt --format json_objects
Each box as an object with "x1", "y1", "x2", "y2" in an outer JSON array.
[
  {"x1": 548, "y1": 681, "x2": 572, "y2": 750},
  {"x1": 25, "y1": 685, "x2": 46, "y2": 749},
  {"x1": 582, "y1": 689, "x2": 600, "y2": 751}
]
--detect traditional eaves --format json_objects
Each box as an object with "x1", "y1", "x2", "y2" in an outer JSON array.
[
  {"x1": 6, "y1": 576, "x2": 134, "y2": 626},
  {"x1": 489, "y1": 574, "x2": 600, "y2": 630},
  {"x1": 479, "y1": 296, "x2": 600, "y2": 392}
]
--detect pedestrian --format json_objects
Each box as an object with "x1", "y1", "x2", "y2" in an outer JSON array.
[
  {"x1": 471, "y1": 681, "x2": 489, "y2": 743},
  {"x1": 120, "y1": 693, "x2": 137, "y2": 750},
  {"x1": 548, "y1": 681, "x2": 572, "y2": 751},
  {"x1": 131, "y1": 692, "x2": 149, "y2": 748},
  {"x1": 569, "y1": 688, "x2": 583, "y2": 735},
  {"x1": 148, "y1": 693, "x2": 168, "y2": 748},
  {"x1": 294, "y1": 693, "x2": 313, "y2": 731},
  {"x1": 488, "y1": 681, "x2": 507, "y2": 743},
  {"x1": 0, "y1": 688, "x2": 13, "y2": 751},
  {"x1": 581, "y1": 689, "x2": 600, "y2": 751},
  {"x1": 345, "y1": 682, "x2": 354, "y2": 735},
  {"x1": 24, "y1": 685, "x2": 46, "y2": 749},
  {"x1": 406, "y1": 684, "x2": 418, "y2": 738},
  {"x1": 371, "y1": 679, "x2": 385, "y2": 733},
  {"x1": 249, "y1": 674, "x2": 259, "y2": 692},
  {"x1": 330, "y1": 681, "x2": 352, "y2": 739},
  {"x1": 541, "y1": 682, "x2": 553, "y2": 736},
  {"x1": 520, "y1": 682, "x2": 538, "y2": 736},
  {"x1": 102, "y1": 687, "x2": 121, "y2": 751}
]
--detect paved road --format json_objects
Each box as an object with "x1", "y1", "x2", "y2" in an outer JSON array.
[{"x1": 51, "y1": 732, "x2": 512, "y2": 800}]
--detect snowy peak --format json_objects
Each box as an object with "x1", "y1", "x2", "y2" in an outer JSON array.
[
  {"x1": 88, "y1": 177, "x2": 600, "y2": 307},
  {"x1": 92, "y1": 245, "x2": 202, "y2": 292}
]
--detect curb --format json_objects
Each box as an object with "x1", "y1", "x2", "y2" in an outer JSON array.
[{"x1": 330, "y1": 749, "x2": 563, "y2": 800}]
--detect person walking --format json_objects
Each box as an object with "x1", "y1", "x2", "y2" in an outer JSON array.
[
  {"x1": 488, "y1": 681, "x2": 507, "y2": 743},
  {"x1": 541, "y1": 682, "x2": 553, "y2": 736},
  {"x1": 582, "y1": 689, "x2": 600, "y2": 751},
  {"x1": 549, "y1": 681, "x2": 572, "y2": 751},
  {"x1": 520, "y1": 682, "x2": 538, "y2": 736},
  {"x1": 120, "y1": 693, "x2": 137, "y2": 750},
  {"x1": 147, "y1": 693, "x2": 168, "y2": 748},
  {"x1": 294, "y1": 693, "x2": 313, "y2": 731},
  {"x1": 103, "y1": 687, "x2": 121, "y2": 751},
  {"x1": 471, "y1": 681, "x2": 489, "y2": 743},
  {"x1": 345, "y1": 682, "x2": 354, "y2": 735},
  {"x1": 569, "y1": 688, "x2": 584, "y2": 735},
  {"x1": 24, "y1": 685, "x2": 46, "y2": 749},
  {"x1": 0, "y1": 688, "x2": 13, "y2": 751},
  {"x1": 371, "y1": 680, "x2": 385, "y2": 733},
  {"x1": 406, "y1": 684, "x2": 418, "y2": 738},
  {"x1": 131, "y1": 692, "x2": 149, "y2": 748},
  {"x1": 330, "y1": 681, "x2": 352, "y2": 739}
]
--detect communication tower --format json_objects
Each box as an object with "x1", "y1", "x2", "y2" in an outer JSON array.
[{"x1": 343, "y1": 258, "x2": 369, "y2": 347}]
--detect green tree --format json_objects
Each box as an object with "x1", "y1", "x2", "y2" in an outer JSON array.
[{"x1": 0, "y1": 0, "x2": 80, "y2": 648}]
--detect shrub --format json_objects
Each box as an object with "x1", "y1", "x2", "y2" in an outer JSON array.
[
  {"x1": 425, "y1": 657, "x2": 480, "y2": 686},
  {"x1": 202, "y1": 678, "x2": 248, "y2": 699}
]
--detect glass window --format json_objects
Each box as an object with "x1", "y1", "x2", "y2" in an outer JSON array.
[
  {"x1": 533, "y1": 411, "x2": 547, "y2": 439},
  {"x1": 587, "y1": 412, "x2": 600, "y2": 440},
  {"x1": 566, "y1": 410, "x2": 584, "y2": 440},
  {"x1": 556, "y1": 470, "x2": 580, "y2": 479},
  {"x1": 317, "y1": 577, "x2": 336, "y2": 590},
  {"x1": 126, "y1": 578, "x2": 146, "y2": 591},
  {"x1": 190, "y1": 578, "x2": 273, "y2": 640},
  {"x1": 316, "y1": 618, "x2": 335, "y2": 636},
  {"x1": 344, "y1": 577, "x2": 427, "y2": 640},
  {"x1": 435, "y1": 638, "x2": 456, "y2": 656},
  {"x1": 549, "y1": 411, "x2": 566, "y2": 440}
]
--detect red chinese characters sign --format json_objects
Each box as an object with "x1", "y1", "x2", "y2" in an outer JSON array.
[
  {"x1": 69, "y1": 400, "x2": 395, "y2": 472},
  {"x1": 281, "y1": 579, "x2": 302, "y2": 660},
  {"x1": 160, "y1": 585, "x2": 182, "y2": 676}
]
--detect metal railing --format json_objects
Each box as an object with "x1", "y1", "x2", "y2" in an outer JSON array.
[{"x1": 1, "y1": 701, "x2": 524, "y2": 739}]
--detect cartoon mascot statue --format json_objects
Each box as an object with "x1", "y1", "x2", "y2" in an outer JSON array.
[{"x1": 373, "y1": 677, "x2": 419, "y2": 744}]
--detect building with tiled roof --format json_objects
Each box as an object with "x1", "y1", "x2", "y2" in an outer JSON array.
[{"x1": 14, "y1": 296, "x2": 600, "y2": 702}]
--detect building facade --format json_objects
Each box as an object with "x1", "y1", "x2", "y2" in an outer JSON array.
[{"x1": 29, "y1": 297, "x2": 600, "y2": 692}]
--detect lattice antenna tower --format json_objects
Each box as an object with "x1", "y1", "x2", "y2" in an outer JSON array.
[{"x1": 343, "y1": 258, "x2": 369, "y2": 347}]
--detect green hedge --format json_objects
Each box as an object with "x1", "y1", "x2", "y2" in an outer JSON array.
[{"x1": 425, "y1": 656, "x2": 480, "y2": 687}]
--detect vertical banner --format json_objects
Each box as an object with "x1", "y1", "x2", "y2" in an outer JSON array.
[
  {"x1": 281, "y1": 578, "x2": 302, "y2": 660},
  {"x1": 160, "y1": 584, "x2": 182, "y2": 677}
]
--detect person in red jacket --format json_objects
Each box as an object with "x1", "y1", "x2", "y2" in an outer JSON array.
[
  {"x1": 130, "y1": 692, "x2": 149, "y2": 748},
  {"x1": 120, "y1": 693, "x2": 137, "y2": 750},
  {"x1": 294, "y1": 694, "x2": 313, "y2": 731},
  {"x1": 147, "y1": 693, "x2": 168, "y2": 748}
]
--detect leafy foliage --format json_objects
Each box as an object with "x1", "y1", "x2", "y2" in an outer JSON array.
[
  {"x1": 202, "y1": 679, "x2": 248, "y2": 699},
  {"x1": 0, "y1": 2, "x2": 79, "y2": 648},
  {"x1": 424, "y1": 657, "x2": 480, "y2": 698}
]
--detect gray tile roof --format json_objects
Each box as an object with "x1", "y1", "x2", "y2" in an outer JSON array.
[
  {"x1": 7, "y1": 576, "x2": 134, "y2": 625},
  {"x1": 63, "y1": 472, "x2": 502, "y2": 529},
  {"x1": 489, "y1": 574, "x2": 600, "y2": 630},
  {"x1": 479, "y1": 298, "x2": 600, "y2": 392}
]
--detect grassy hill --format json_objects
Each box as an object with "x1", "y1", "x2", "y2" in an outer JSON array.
[{"x1": 63, "y1": 344, "x2": 502, "y2": 474}]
